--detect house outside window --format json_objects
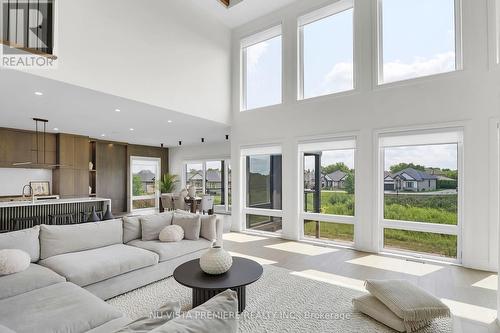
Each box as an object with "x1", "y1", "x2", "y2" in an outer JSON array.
[
  {"x1": 379, "y1": 129, "x2": 463, "y2": 261},
  {"x1": 184, "y1": 160, "x2": 231, "y2": 213},
  {"x1": 299, "y1": 138, "x2": 356, "y2": 244}
]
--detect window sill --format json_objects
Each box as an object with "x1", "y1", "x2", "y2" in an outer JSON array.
[{"x1": 374, "y1": 69, "x2": 463, "y2": 91}]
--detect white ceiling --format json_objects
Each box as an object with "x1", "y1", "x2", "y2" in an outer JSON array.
[
  {"x1": 194, "y1": 0, "x2": 299, "y2": 28},
  {"x1": 0, "y1": 69, "x2": 230, "y2": 147}
]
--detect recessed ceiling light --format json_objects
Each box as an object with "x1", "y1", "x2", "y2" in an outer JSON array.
[
  {"x1": 101, "y1": 134, "x2": 106, "y2": 137},
  {"x1": 167, "y1": 120, "x2": 173, "y2": 123},
  {"x1": 115, "y1": 109, "x2": 121, "y2": 112},
  {"x1": 53, "y1": 128, "x2": 59, "y2": 131},
  {"x1": 129, "y1": 128, "x2": 134, "y2": 131},
  {"x1": 34, "y1": 91, "x2": 43, "y2": 96}
]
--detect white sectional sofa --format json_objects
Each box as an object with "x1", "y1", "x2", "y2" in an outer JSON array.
[{"x1": 0, "y1": 212, "x2": 225, "y2": 333}]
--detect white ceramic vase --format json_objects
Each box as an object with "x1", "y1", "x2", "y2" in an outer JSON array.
[{"x1": 200, "y1": 242, "x2": 233, "y2": 275}]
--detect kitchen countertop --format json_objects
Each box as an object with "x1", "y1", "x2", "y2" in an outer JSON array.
[{"x1": 0, "y1": 197, "x2": 111, "y2": 208}]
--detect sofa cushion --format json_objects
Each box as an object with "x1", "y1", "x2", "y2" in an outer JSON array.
[
  {"x1": 0, "y1": 282, "x2": 123, "y2": 333},
  {"x1": 39, "y1": 244, "x2": 159, "y2": 287},
  {"x1": 353, "y1": 294, "x2": 430, "y2": 332},
  {"x1": 0, "y1": 226, "x2": 40, "y2": 262},
  {"x1": 123, "y1": 216, "x2": 141, "y2": 243},
  {"x1": 151, "y1": 289, "x2": 238, "y2": 333},
  {"x1": 128, "y1": 239, "x2": 211, "y2": 262},
  {"x1": 365, "y1": 280, "x2": 450, "y2": 323},
  {"x1": 172, "y1": 213, "x2": 201, "y2": 240},
  {"x1": 141, "y1": 212, "x2": 174, "y2": 241},
  {"x1": 0, "y1": 324, "x2": 15, "y2": 333},
  {"x1": 40, "y1": 219, "x2": 123, "y2": 260},
  {"x1": 0, "y1": 263, "x2": 65, "y2": 300}
]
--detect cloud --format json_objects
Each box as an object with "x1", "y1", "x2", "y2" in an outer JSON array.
[
  {"x1": 385, "y1": 144, "x2": 458, "y2": 170},
  {"x1": 383, "y1": 52, "x2": 455, "y2": 83},
  {"x1": 320, "y1": 62, "x2": 354, "y2": 95},
  {"x1": 246, "y1": 41, "x2": 269, "y2": 73}
]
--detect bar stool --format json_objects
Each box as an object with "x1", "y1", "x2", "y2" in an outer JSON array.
[
  {"x1": 49, "y1": 213, "x2": 75, "y2": 225},
  {"x1": 11, "y1": 217, "x2": 41, "y2": 231}
]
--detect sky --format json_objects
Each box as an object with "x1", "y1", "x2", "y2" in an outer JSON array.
[
  {"x1": 304, "y1": 149, "x2": 355, "y2": 172},
  {"x1": 245, "y1": 0, "x2": 456, "y2": 107},
  {"x1": 384, "y1": 144, "x2": 458, "y2": 170}
]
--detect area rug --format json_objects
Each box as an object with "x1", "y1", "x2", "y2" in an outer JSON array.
[{"x1": 107, "y1": 265, "x2": 452, "y2": 332}]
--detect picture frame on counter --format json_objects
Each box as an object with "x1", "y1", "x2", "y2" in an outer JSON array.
[{"x1": 30, "y1": 181, "x2": 50, "y2": 196}]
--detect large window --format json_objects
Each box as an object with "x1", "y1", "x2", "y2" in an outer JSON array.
[
  {"x1": 379, "y1": 130, "x2": 463, "y2": 260},
  {"x1": 299, "y1": 0, "x2": 354, "y2": 99},
  {"x1": 130, "y1": 157, "x2": 161, "y2": 212},
  {"x1": 184, "y1": 160, "x2": 231, "y2": 213},
  {"x1": 241, "y1": 25, "x2": 282, "y2": 111},
  {"x1": 242, "y1": 147, "x2": 282, "y2": 233},
  {"x1": 299, "y1": 138, "x2": 356, "y2": 244},
  {"x1": 185, "y1": 163, "x2": 204, "y2": 197},
  {"x1": 378, "y1": 0, "x2": 460, "y2": 84}
]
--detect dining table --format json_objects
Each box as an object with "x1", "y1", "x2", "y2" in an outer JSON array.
[{"x1": 184, "y1": 196, "x2": 202, "y2": 213}]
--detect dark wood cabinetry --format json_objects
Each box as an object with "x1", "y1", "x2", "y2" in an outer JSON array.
[
  {"x1": 52, "y1": 134, "x2": 89, "y2": 198},
  {"x1": 0, "y1": 127, "x2": 169, "y2": 213},
  {"x1": 96, "y1": 142, "x2": 127, "y2": 213},
  {"x1": 0, "y1": 128, "x2": 56, "y2": 167}
]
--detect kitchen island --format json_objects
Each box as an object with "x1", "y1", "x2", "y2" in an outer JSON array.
[{"x1": 0, "y1": 197, "x2": 111, "y2": 232}]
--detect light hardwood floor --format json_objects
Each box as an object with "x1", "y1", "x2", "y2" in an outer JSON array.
[{"x1": 222, "y1": 231, "x2": 499, "y2": 333}]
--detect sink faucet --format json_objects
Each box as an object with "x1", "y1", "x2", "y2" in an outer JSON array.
[{"x1": 22, "y1": 185, "x2": 35, "y2": 204}]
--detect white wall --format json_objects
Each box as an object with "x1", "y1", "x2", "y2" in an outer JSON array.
[
  {"x1": 28, "y1": 0, "x2": 232, "y2": 124},
  {"x1": 169, "y1": 142, "x2": 231, "y2": 190},
  {"x1": 230, "y1": 0, "x2": 500, "y2": 271},
  {"x1": 0, "y1": 168, "x2": 52, "y2": 196}
]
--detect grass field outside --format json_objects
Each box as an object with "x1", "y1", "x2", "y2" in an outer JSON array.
[{"x1": 303, "y1": 190, "x2": 458, "y2": 257}]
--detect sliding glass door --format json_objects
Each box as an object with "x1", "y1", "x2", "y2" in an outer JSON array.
[
  {"x1": 183, "y1": 159, "x2": 231, "y2": 213},
  {"x1": 242, "y1": 146, "x2": 283, "y2": 234},
  {"x1": 299, "y1": 138, "x2": 356, "y2": 244},
  {"x1": 130, "y1": 156, "x2": 161, "y2": 213}
]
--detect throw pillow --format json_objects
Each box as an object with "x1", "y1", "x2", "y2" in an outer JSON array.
[
  {"x1": 200, "y1": 215, "x2": 217, "y2": 241},
  {"x1": 0, "y1": 249, "x2": 30, "y2": 275},
  {"x1": 114, "y1": 301, "x2": 181, "y2": 333},
  {"x1": 174, "y1": 210, "x2": 217, "y2": 241},
  {"x1": 151, "y1": 289, "x2": 238, "y2": 333},
  {"x1": 172, "y1": 213, "x2": 201, "y2": 240},
  {"x1": 365, "y1": 279, "x2": 450, "y2": 330},
  {"x1": 140, "y1": 212, "x2": 174, "y2": 241},
  {"x1": 123, "y1": 216, "x2": 142, "y2": 243},
  {"x1": 159, "y1": 225, "x2": 184, "y2": 242},
  {"x1": 353, "y1": 294, "x2": 430, "y2": 333}
]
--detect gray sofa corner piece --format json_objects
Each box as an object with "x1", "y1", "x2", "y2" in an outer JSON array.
[
  {"x1": 0, "y1": 282, "x2": 124, "y2": 333},
  {"x1": 0, "y1": 263, "x2": 65, "y2": 300}
]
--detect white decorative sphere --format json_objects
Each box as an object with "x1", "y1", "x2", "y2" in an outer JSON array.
[
  {"x1": 159, "y1": 225, "x2": 184, "y2": 242},
  {"x1": 0, "y1": 249, "x2": 30, "y2": 275},
  {"x1": 200, "y1": 246, "x2": 233, "y2": 275}
]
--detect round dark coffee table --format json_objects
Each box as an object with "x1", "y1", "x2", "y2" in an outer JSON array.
[{"x1": 173, "y1": 257, "x2": 263, "y2": 313}]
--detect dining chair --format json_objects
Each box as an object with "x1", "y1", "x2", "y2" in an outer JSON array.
[
  {"x1": 161, "y1": 193, "x2": 174, "y2": 211},
  {"x1": 200, "y1": 195, "x2": 214, "y2": 215}
]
